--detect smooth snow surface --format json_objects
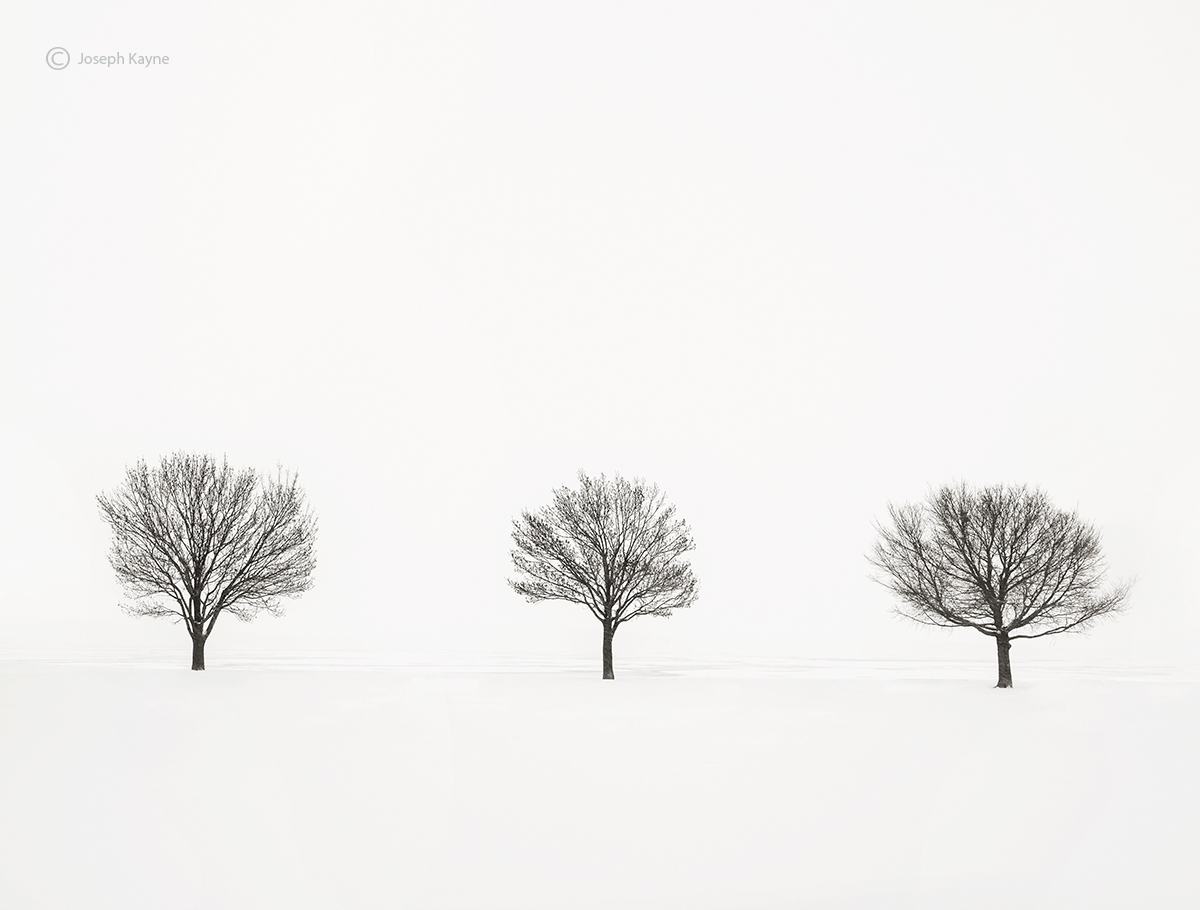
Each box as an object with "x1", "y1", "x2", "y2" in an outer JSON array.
[{"x1": 1, "y1": 661, "x2": 1196, "y2": 909}]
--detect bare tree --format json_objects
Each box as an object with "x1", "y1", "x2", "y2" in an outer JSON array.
[
  {"x1": 97, "y1": 453, "x2": 317, "y2": 670},
  {"x1": 870, "y1": 482, "x2": 1128, "y2": 687},
  {"x1": 509, "y1": 472, "x2": 699, "y2": 679}
]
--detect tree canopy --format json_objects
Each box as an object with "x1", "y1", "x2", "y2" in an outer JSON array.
[
  {"x1": 510, "y1": 472, "x2": 698, "y2": 677},
  {"x1": 97, "y1": 452, "x2": 317, "y2": 669},
  {"x1": 871, "y1": 482, "x2": 1128, "y2": 686}
]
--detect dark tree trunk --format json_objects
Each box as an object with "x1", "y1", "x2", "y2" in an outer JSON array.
[
  {"x1": 191, "y1": 634, "x2": 206, "y2": 671},
  {"x1": 995, "y1": 632, "x2": 1012, "y2": 688},
  {"x1": 602, "y1": 620, "x2": 614, "y2": 680}
]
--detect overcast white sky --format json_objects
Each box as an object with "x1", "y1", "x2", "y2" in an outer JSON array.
[{"x1": 1, "y1": 1, "x2": 1198, "y2": 669}]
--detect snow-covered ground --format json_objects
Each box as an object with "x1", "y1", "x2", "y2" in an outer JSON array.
[{"x1": 1, "y1": 657, "x2": 1196, "y2": 909}]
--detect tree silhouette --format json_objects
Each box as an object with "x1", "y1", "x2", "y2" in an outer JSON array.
[
  {"x1": 97, "y1": 453, "x2": 317, "y2": 670},
  {"x1": 871, "y1": 482, "x2": 1128, "y2": 687},
  {"x1": 510, "y1": 472, "x2": 698, "y2": 679}
]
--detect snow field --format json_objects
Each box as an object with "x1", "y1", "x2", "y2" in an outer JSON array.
[{"x1": 0, "y1": 665, "x2": 1196, "y2": 909}]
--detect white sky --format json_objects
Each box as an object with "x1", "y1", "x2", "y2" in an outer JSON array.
[{"x1": 2, "y1": 1, "x2": 1198, "y2": 668}]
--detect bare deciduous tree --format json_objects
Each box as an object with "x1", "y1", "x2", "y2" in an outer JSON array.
[
  {"x1": 97, "y1": 453, "x2": 317, "y2": 670},
  {"x1": 870, "y1": 482, "x2": 1128, "y2": 687},
  {"x1": 509, "y1": 472, "x2": 699, "y2": 679}
]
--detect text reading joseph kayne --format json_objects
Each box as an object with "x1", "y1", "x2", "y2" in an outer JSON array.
[{"x1": 77, "y1": 52, "x2": 169, "y2": 67}]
